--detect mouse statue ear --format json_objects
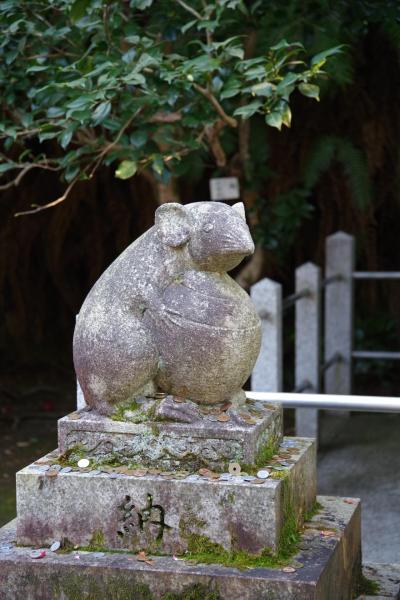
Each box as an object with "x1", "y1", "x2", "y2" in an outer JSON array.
[
  {"x1": 155, "y1": 203, "x2": 190, "y2": 248},
  {"x1": 232, "y1": 202, "x2": 246, "y2": 221}
]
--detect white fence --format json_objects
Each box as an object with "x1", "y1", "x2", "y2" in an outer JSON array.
[{"x1": 250, "y1": 231, "x2": 400, "y2": 440}]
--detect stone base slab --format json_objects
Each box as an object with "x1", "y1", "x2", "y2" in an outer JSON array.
[
  {"x1": 358, "y1": 562, "x2": 400, "y2": 599},
  {"x1": 16, "y1": 437, "x2": 315, "y2": 555},
  {"x1": 57, "y1": 399, "x2": 283, "y2": 471},
  {"x1": 1, "y1": 496, "x2": 361, "y2": 600}
]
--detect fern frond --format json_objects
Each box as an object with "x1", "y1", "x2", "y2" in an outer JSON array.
[
  {"x1": 302, "y1": 135, "x2": 372, "y2": 210},
  {"x1": 336, "y1": 139, "x2": 372, "y2": 210},
  {"x1": 302, "y1": 135, "x2": 337, "y2": 190},
  {"x1": 382, "y1": 20, "x2": 400, "y2": 50}
]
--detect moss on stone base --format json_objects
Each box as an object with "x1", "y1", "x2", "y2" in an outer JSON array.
[
  {"x1": 183, "y1": 533, "x2": 290, "y2": 569},
  {"x1": 277, "y1": 478, "x2": 301, "y2": 559},
  {"x1": 52, "y1": 572, "x2": 220, "y2": 600},
  {"x1": 88, "y1": 530, "x2": 105, "y2": 550},
  {"x1": 163, "y1": 585, "x2": 220, "y2": 600},
  {"x1": 353, "y1": 573, "x2": 380, "y2": 597},
  {"x1": 52, "y1": 574, "x2": 154, "y2": 600},
  {"x1": 303, "y1": 500, "x2": 323, "y2": 522}
]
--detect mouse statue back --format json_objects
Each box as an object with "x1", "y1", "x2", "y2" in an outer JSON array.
[{"x1": 73, "y1": 201, "x2": 261, "y2": 416}]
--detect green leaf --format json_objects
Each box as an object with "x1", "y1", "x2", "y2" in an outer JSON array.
[
  {"x1": 65, "y1": 163, "x2": 80, "y2": 182},
  {"x1": 233, "y1": 100, "x2": 263, "y2": 118},
  {"x1": 70, "y1": 0, "x2": 91, "y2": 22},
  {"x1": 298, "y1": 83, "x2": 320, "y2": 100},
  {"x1": 152, "y1": 154, "x2": 164, "y2": 176},
  {"x1": 281, "y1": 104, "x2": 292, "y2": 128},
  {"x1": 47, "y1": 107, "x2": 64, "y2": 118},
  {"x1": 59, "y1": 127, "x2": 75, "y2": 149},
  {"x1": 115, "y1": 159, "x2": 137, "y2": 180},
  {"x1": 26, "y1": 65, "x2": 49, "y2": 73},
  {"x1": 135, "y1": 53, "x2": 159, "y2": 71},
  {"x1": 311, "y1": 45, "x2": 343, "y2": 67},
  {"x1": 251, "y1": 82, "x2": 274, "y2": 97},
  {"x1": 220, "y1": 87, "x2": 240, "y2": 99},
  {"x1": 38, "y1": 130, "x2": 58, "y2": 142},
  {"x1": 220, "y1": 77, "x2": 241, "y2": 99},
  {"x1": 0, "y1": 162, "x2": 16, "y2": 174},
  {"x1": 122, "y1": 72, "x2": 146, "y2": 85},
  {"x1": 130, "y1": 130, "x2": 147, "y2": 148},
  {"x1": 130, "y1": 0, "x2": 153, "y2": 9},
  {"x1": 181, "y1": 19, "x2": 197, "y2": 34},
  {"x1": 265, "y1": 111, "x2": 283, "y2": 130},
  {"x1": 276, "y1": 72, "x2": 299, "y2": 91},
  {"x1": 20, "y1": 113, "x2": 33, "y2": 128},
  {"x1": 270, "y1": 39, "x2": 304, "y2": 52},
  {"x1": 67, "y1": 95, "x2": 94, "y2": 110},
  {"x1": 225, "y1": 46, "x2": 244, "y2": 60},
  {"x1": 92, "y1": 101, "x2": 111, "y2": 125}
]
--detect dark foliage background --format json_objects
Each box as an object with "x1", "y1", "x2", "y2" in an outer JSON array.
[{"x1": 1, "y1": 0, "x2": 400, "y2": 406}]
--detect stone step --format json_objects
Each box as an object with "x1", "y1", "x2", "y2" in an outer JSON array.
[
  {"x1": 1, "y1": 496, "x2": 361, "y2": 600},
  {"x1": 356, "y1": 562, "x2": 400, "y2": 599},
  {"x1": 16, "y1": 437, "x2": 315, "y2": 555}
]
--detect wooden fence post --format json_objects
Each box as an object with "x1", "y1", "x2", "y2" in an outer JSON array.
[
  {"x1": 324, "y1": 232, "x2": 355, "y2": 395},
  {"x1": 251, "y1": 278, "x2": 283, "y2": 392},
  {"x1": 295, "y1": 262, "x2": 321, "y2": 438}
]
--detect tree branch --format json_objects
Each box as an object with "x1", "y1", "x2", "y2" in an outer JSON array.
[
  {"x1": 174, "y1": 0, "x2": 202, "y2": 20},
  {"x1": 193, "y1": 83, "x2": 237, "y2": 128},
  {"x1": 88, "y1": 111, "x2": 139, "y2": 179},
  {"x1": 0, "y1": 163, "x2": 60, "y2": 191},
  {"x1": 14, "y1": 179, "x2": 78, "y2": 217}
]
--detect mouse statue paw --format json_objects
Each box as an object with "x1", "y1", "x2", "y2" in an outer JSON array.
[{"x1": 154, "y1": 396, "x2": 201, "y2": 423}]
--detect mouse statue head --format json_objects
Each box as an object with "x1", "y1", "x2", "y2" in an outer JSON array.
[{"x1": 155, "y1": 201, "x2": 254, "y2": 272}]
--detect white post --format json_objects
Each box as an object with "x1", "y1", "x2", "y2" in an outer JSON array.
[
  {"x1": 324, "y1": 232, "x2": 355, "y2": 395},
  {"x1": 251, "y1": 278, "x2": 283, "y2": 392},
  {"x1": 295, "y1": 262, "x2": 321, "y2": 438}
]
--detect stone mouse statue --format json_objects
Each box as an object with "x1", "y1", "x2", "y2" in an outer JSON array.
[{"x1": 73, "y1": 201, "x2": 261, "y2": 416}]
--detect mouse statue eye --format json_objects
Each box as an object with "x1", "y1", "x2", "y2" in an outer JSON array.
[{"x1": 203, "y1": 223, "x2": 214, "y2": 233}]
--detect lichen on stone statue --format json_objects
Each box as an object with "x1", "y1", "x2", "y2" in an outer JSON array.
[{"x1": 73, "y1": 201, "x2": 261, "y2": 416}]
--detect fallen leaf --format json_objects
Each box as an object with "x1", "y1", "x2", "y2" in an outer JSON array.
[
  {"x1": 137, "y1": 551, "x2": 154, "y2": 565},
  {"x1": 220, "y1": 401, "x2": 231, "y2": 412},
  {"x1": 45, "y1": 470, "x2": 58, "y2": 478},
  {"x1": 198, "y1": 468, "x2": 212, "y2": 476}
]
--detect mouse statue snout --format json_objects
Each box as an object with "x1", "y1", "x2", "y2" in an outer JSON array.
[
  {"x1": 230, "y1": 226, "x2": 255, "y2": 257},
  {"x1": 187, "y1": 201, "x2": 255, "y2": 272}
]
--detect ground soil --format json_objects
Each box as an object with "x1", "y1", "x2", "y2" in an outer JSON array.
[{"x1": 0, "y1": 370, "x2": 75, "y2": 527}]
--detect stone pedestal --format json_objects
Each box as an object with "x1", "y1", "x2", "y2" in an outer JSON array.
[
  {"x1": 2, "y1": 393, "x2": 364, "y2": 598},
  {"x1": 16, "y1": 437, "x2": 315, "y2": 555},
  {"x1": 1, "y1": 496, "x2": 362, "y2": 600},
  {"x1": 58, "y1": 398, "x2": 282, "y2": 472}
]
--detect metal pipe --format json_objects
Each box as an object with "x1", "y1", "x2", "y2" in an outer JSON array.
[
  {"x1": 321, "y1": 274, "x2": 342, "y2": 287},
  {"x1": 352, "y1": 350, "x2": 400, "y2": 360},
  {"x1": 246, "y1": 391, "x2": 400, "y2": 413},
  {"x1": 320, "y1": 352, "x2": 343, "y2": 373},
  {"x1": 353, "y1": 272, "x2": 400, "y2": 280},
  {"x1": 292, "y1": 380, "x2": 314, "y2": 394},
  {"x1": 282, "y1": 288, "x2": 310, "y2": 311}
]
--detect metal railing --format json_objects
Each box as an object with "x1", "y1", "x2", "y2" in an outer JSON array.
[
  {"x1": 353, "y1": 272, "x2": 400, "y2": 280},
  {"x1": 246, "y1": 391, "x2": 400, "y2": 413},
  {"x1": 250, "y1": 234, "x2": 400, "y2": 440}
]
